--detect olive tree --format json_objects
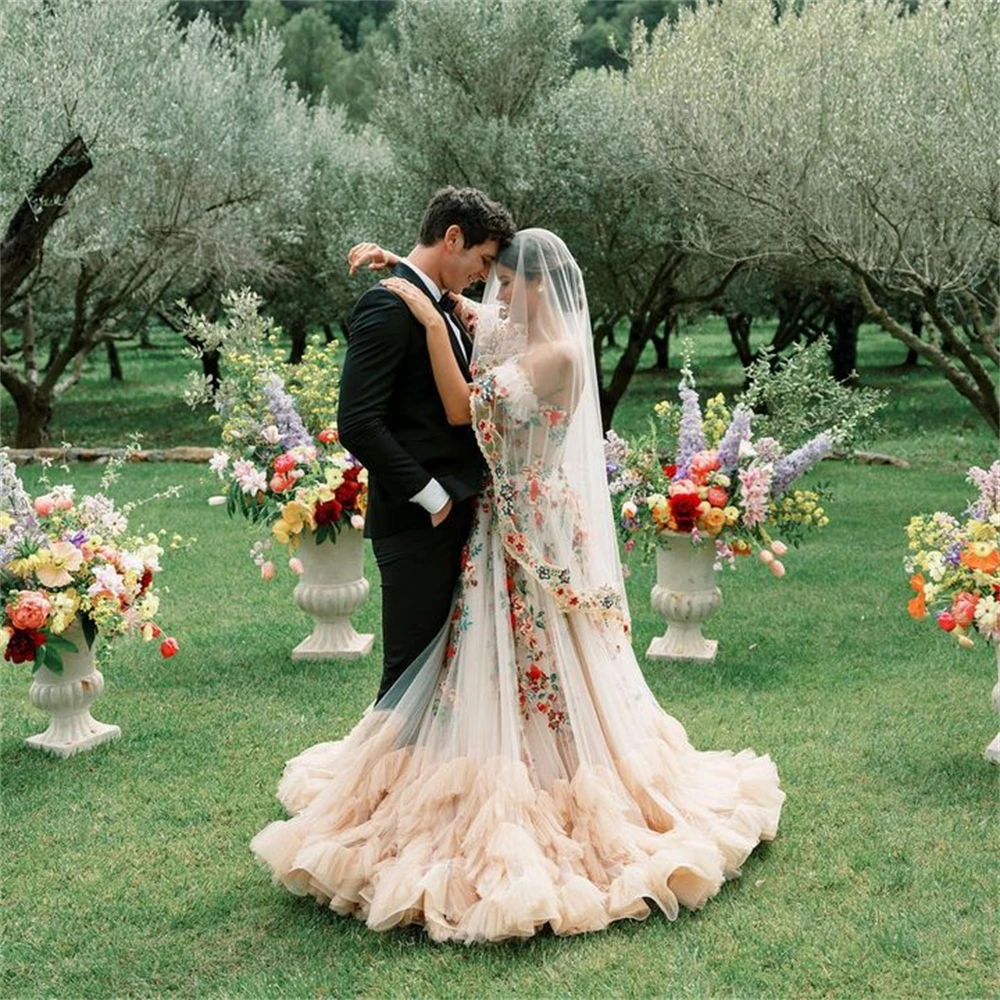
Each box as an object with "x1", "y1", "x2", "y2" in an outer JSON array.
[
  {"x1": 369, "y1": 0, "x2": 581, "y2": 228},
  {"x1": 0, "y1": 0, "x2": 321, "y2": 445},
  {"x1": 632, "y1": 0, "x2": 999, "y2": 429}
]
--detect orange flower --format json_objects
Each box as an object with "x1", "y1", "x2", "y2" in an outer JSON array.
[
  {"x1": 907, "y1": 573, "x2": 926, "y2": 619},
  {"x1": 960, "y1": 542, "x2": 1000, "y2": 574}
]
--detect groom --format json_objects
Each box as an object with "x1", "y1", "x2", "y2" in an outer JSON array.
[{"x1": 338, "y1": 187, "x2": 516, "y2": 702}]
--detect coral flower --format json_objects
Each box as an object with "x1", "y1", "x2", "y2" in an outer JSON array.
[
  {"x1": 907, "y1": 573, "x2": 926, "y2": 619},
  {"x1": 960, "y1": 542, "x2": 1000, "y2": 574}
]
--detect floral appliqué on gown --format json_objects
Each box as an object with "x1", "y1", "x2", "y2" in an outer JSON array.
[{"x1": 251, "y1": 352, "x2": 784, "y2": 944}]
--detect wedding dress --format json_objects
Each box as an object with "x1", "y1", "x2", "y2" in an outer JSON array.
[{"x1": 251, "y1": 230, "x2": 784, "y2": 943}]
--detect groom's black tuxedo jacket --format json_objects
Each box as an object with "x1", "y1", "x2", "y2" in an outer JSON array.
[{"x1": 337, "y1": 262, "x2": 485, "y2": 540}]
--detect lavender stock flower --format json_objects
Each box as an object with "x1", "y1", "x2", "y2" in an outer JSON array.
[
  {"x1": 675, "y1": 385, "x2": 706, "y2": 479},
  {"x1": 967, "y1": 461, "x2": 1000, "y2": 520},
  {"x1": 263, "y1": 374, "x2": 311, "y2": 450},
  {"x1": 770, "y1": 432, "x2": 834, "y2": 496},
  {"x1": 716, "y1": 404, "x2": 753, "y2": 472}
]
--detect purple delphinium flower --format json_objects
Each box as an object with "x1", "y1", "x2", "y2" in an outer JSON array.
[
  {"x1": 263, "y1": 374, "x2": 311, "y2": 450},
  {"x1": 770, "y1": 432, "x2": 834, "y2": 496},
  {"x1": 675, "y1": 385, "x2": 706, "y2": 479},
  {"x1": 716, "y1": 404, "x2": 753, "y2": 472},
  {"x1": 967, "y1": 461, "x2": 1000, "y2": 520}
]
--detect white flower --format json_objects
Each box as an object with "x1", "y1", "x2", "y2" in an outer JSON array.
[
  {"x1": 135, "y1": 542, "x2": 163, "y2": 571},
  {"x1": 207, "y1": 495, "x2": 227, "y2": 506},
  {"x1": 974, "y1": 596, "x2": 1000, "y2": 642},
  {"x1": 89, "y1": 564, "x2": 125, "y2": 597},
  {"x1": 925, "y1": 551, "x2": 946, "y2": 583},
  {"x1": 350, "y1": 514, "x2": 365, "y2": 530},
  {"x1": 738, "y1": 439, "x2": 757, "y2": 461},
  {"x1": 621, "y1": 501, "x2": 637, "y2": 519},
  {"x1": 260, "y1": 425, "x2": 283, "y2": 445},
  {"x1": 232, "y1": 459, "x2": 267, "y2": 495},
  {"x1": 209, "y1": 451, "x2": 230, "y2": 477}
]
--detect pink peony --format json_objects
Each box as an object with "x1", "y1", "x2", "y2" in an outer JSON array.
[
  {"x1": 33, "y1": 495, "x2": 55, "y2": 517},
  {"x1": 8, "y1": 591, "x2": 52, "y2": 631},
  {"x1": 689, "y1": 450, "x2": 721, "y2": 484},
  {"x1": 273, "y1": 453, "x2": 297, "y2": 475},
  {"x1": 952, "y1": 591, "x2": 979, "y2": 629},
  {"x1": 269, "y1": 473, "x2": 293, "y2": 494}
]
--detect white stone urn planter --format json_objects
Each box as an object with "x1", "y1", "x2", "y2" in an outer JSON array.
[
  {"x1": 25, "y1": 617, "x2": 121, "y2": 757},
  {"x1": 985, "y1": 643, "x2": 1000, "y2": 765},
  {"x1": 292, "y1": 526, "x2": 374, "y2": 660},
  {"x1": 646, "y1": 531, "x2": 722, "y2": 662}
]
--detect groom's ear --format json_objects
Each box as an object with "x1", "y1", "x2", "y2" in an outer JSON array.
[{"x1": 442, "y1": 224, "x2": 465, "y2": 253}]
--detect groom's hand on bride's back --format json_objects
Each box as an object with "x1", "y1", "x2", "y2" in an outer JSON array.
[{"x1": 430, "y1": 498, "x2": 453, "y2": 528}]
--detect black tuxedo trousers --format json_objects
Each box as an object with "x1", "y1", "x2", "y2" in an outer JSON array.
[{"x1": 371, "y1": 497, "x2": 475, "y2": 702}]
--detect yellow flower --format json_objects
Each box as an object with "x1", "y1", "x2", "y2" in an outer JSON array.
[{"x1": 272, "y1": 500, "x2": 314, "y2": 545}]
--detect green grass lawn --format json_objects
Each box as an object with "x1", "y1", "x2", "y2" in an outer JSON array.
[{"x1": 2, "y1": 322, "x2": 998, "y2": 999}]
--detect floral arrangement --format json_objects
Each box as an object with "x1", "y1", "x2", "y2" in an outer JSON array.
[
  {"x1": 184, "y1": 290, "x2": 367, "y2": 578},
  {"x1": 0, "y1": 449, "x2": 178, "y2": 671},
  {"x1": 906, "y1": 461, "x2": 1000, "y2": 647},
  {"x1": 605, "y1": 339, "x2": 886, "y2": 575}
]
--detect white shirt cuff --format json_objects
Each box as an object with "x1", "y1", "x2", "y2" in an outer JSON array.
[{"x1": 410, "y1": 479, "x2": 450, "y2": 515}]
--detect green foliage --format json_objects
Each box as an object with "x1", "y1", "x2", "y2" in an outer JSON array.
[
  {"x1": 278, "y1": 6, "x2": 347, "y2": 104},
  {"x1": 372, "y1": 0, "x2": 580, "y2": 223},
  {"x1": 738, "y1": 338, "x2": 889, "y2": 452}
]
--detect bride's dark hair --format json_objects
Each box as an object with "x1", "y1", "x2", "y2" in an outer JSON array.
[{"x1": 498, "y1": 231, "x2": 585, "y2": 313}]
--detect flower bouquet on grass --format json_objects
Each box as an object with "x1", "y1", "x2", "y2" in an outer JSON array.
[
  {"x1": 184, "y1": 290, "x2": 367, "y2": 579},
  {"x1": 606, "y1": 340, "x2": 886, "y2": 575},
  {"x1": 906, "y1": 462, "x2": 1000, "y2": 647},
  {"x1": 1, "y1": 448, "x2": 178, "y2": 671}
]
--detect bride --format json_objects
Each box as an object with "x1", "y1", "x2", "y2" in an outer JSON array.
[{"x1": 251, "y1": 229, "x2": 784, "y2": 943}]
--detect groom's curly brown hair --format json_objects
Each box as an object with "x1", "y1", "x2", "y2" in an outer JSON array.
[{"x1": 418, "y1": 186, "x2": 516, "y2": 251}]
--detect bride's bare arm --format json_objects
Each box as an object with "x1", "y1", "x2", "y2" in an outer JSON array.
[
  {"x1": 348, "y1": 242, "x2": 400, "y2": 276},
  {"x1": 380, "y1": 278, "x2": 472, "y2": 427}
]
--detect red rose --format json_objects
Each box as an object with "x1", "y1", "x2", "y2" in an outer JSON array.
[
  {"x1": 317, "y1": 428, "x2": 338, "y2": 445},
  {"x1": 139, "y1": 569, "x2": 154, "y2": 594},
  {"x1": 936, "y1": 611, "x2": 957, "y2": 632},
  {"x1": 668, "y1": 491, "x2": 701, "y2": 531},
  {"x1": 662, "y1": 464, "x2": 677, "y2": 479},
  {"x1": 273, "y1": 453, "x2": 297, "y2": 475},
  {"x1": 160, "y1": 637, "x2": 179, "y2": 658},
  {"x1": 314, "y1": 499, "x2": 343, "y2": 526}
]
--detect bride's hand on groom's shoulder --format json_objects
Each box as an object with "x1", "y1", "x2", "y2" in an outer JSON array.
[
  {"x1": 348, "y1": 242, "x2": 399, "y2": 276},
  {"x1": 380, "y1": 277, "x2": 444, "y2": 330}
]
